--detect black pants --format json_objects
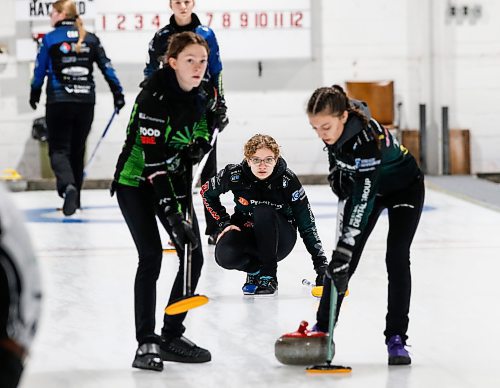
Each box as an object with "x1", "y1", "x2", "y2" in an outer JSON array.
[
  {"x1": 46, "y1": 103, "x2": 94, "y2": 199},
  {"x1": 215, "y1": 205, "x2": 297, "y2": 277},
  {"x1": 116, "y1": 180, "x2": 204, "y2": 345},
  {"x1": 317, "y1": 175, "x2": 425, "y2": 343},
  {"x1": 200, "y1": 140, "x2": 218, "y2": 236}
]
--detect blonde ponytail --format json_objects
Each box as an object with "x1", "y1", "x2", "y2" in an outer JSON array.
[
  {"x1": 74, "y1": 15, "x2": 86, "y2": 53},
  {"x1": 52, "y1": 0, "x2": 86, "y2": 53}
]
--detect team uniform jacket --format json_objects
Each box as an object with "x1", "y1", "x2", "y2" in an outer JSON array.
[
  {"x1": 329, "y1": 115, "x2": 421, "y2": 253},
  {"x1": 31, "y1": 19, "x2": 122, "y2": 104},
  {"x1": 113, "y1": 67, "x2": 214, "y2": 215},
  {"x1": 200, "y1": 158, "x2": 327, "y2": 269},
  {"x1": 144, "y1": 14, "x2": 224, "y2": 97}
]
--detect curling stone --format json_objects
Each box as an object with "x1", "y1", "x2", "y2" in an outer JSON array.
[{"x1": 275, "y1": 321, "x2": 328, "y2": 365}]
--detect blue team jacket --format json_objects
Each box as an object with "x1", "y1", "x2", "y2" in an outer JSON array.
[
  {"x1": 143, "y1": 14, "x2": 223, "y2": 92},
  {"x1": 31, "y1": 19, "x2": 122, "y2": 104}
]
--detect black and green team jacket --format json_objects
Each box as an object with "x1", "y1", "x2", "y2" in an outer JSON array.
[
  {"x1": 113, "y1": 67, "x2": 213, "y2": 214},
  {"x1": 200, "y1": 158, "x2": 327, "y2": 268},
  {"x1": 328, "y1": 114, "x2": 421, "y2": 252}
]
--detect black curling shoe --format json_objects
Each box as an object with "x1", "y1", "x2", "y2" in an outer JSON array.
[
  {"x1": 254, "y1": 275, "x2": 278, "y2": 296},
  {"x1": 62, "y1": 184, "x2": 78, "y2": 216},
  {"x1": 160, "y1": 335, "x2": 211, "y2": 363},
  {"x1": 132, "y1": 343, "x2": 163, "y2": 371}
]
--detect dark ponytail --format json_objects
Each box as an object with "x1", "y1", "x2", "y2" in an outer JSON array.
[{"x1": 307, "y1": 84, "x2": 369, "y2": 126}]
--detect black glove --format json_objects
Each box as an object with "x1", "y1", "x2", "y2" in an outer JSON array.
[
  {"x1": 326, "y1": 248, "x2": 352, "y2": 294},
  {"x1": 113, "y1": 92, "x2": 125, "y2": 113},
  {"x1": 213, "y1": 101, "x2": 228, "y2": 132},
  {"x1": 182, "y1": 137, "x2": 212, "y2": 165},
  {"x1": 327, "y1": 167, "x2": 354, "y2": 200},
  {"x1": 315, "y1": 264, "x2": 327, "y2": 286},
  {"x1": 166, "y1": 212, "x2": 198, "y2": 250},
  {"x1": 31, "y1": 116, "x2": 48, "y2": 142},
  {"x1": 29, "y1": 88, "x2": 41, "y2": 110}
]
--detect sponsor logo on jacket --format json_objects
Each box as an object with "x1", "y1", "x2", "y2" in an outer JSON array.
[
  {"x1": 139, "y1": 112, "x2": 165, "y2": 123},
  {"x1": 291, "y1": 187, "x2": 306, "y2": 202},
  {"x1": 354, "y1": 157, "x2": 380, "y2": 172},
  {"x1": 249, "y1": 200, "x2": 283, "y2": 209},
  {"x1": 64, "y1": 84, "x2": 90, "y2": 94},
  {"x1": 230, "y1": 171, "x2": 240, "y2": 182},
  {"x1": 238, "y1": 197, "x2": 249, "y2": 206},
  {"x1": 348, "y1": 178, "x2": 372, "y2": 228},
  {"x1": 61, "y1": 66, "x2": 89, "y2": 76},
  {"x1": 140, "y1": 127, "x2": 161, "y2": 145},
  {"x1": 200, "y1": 182, "x2": 220, "y2": 220},
  {"x1": 59, "y1": 42, "x2": 71, "y2": 54}
]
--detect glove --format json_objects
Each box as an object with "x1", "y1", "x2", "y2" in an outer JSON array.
[
  {"x1": 31, "y1": 116, "x2": 48, "y2": 142},
  {"x1": 113, "y1": 92, "x2": 125, "y2": 113},
  {"x1": 213, "y1": 101, "x2": 228, "y2": 132},
  {"x1": 182, "y1": 137, "x2": 212, "y2": 165},
  {"x1": 327, "y1": 167, "x2": 354, "y2": 200},
  {"x1": 166, "y1": 212, "x2": 198, "y2": 250},
  {"x1": 29, "y1": 88, "x2": 41, "y2": 110},
  {"x1": 326, "y1": 248, "x2": 352, "y2": 294},
  {"x1": 315, "y1": 264, "x2": 327, "y2": 286}
]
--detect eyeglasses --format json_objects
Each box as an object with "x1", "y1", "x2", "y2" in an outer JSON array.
[{"x1": 249, "y1": 157, "x2": 276, "y2": 166}]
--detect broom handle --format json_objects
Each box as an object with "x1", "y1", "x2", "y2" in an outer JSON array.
[
  {"x1": 191, "y1": 128, "x2": 220, "y2": 191},
  {"x1": 184, "y1": 162, "x2": 193, "y2": 295},
  {"x1": 327, "y1": 279, "x2": 338, "y2": 364}
]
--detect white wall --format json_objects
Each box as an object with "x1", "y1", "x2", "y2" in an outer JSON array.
[{"x1": 1, "y1": 0, "x2": 500, "y2": 180}]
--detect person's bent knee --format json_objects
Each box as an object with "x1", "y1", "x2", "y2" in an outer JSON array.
[{"x1": 214, "y1": 252, "x2": 240, "y2": 270}]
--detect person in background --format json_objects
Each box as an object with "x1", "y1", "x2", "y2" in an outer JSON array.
[
  {"x1": 113, "y1": 32, "x2": 215, "y2": 371},
  {"x1": 144, "y1": 0, "x2": 228, "y2": 244},
  {"x1": 30, "y1": 0, "x2": 125, "y2": 216},
  {"x1": 0, "y1": 183, "x2": 42, "y2": 388},
  {"x1": 306, "y1": 85, "x2": 425, "y2": 365},
  {"x1": 201, "y1": 134, "x2": 328, "y2": 296}
]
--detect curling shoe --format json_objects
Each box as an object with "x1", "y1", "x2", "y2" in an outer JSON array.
[
  {"x1": 160, "y1": 335, "x2": 211, "y2": 363},
  {"x1": 254, "y1": 275, "x2": 278, "y2": 296},
  {"x1": 132, "y1": 343, "x2": 163, "y2": 371},
  {"x1": 387, "y1": 335, "x2": 411, "y2": 365},
  {"x1": 62, "y1": 184, "x2": 78, "y2": 216},
  {"x1": 242, "y1": 270, "x2": 260, "y2": 295}
]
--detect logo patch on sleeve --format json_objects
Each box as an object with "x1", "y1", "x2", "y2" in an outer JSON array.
[
  {"x1": 238, "y1": 197, "x2": 249, "y2": 206},
  {"x1": 291, "y1": 187, "x2": 306, "y2": 202}
]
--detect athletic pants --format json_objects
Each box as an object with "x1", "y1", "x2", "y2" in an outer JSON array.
[
  {"x1": 215, "y1": 205, "x2": 297, "y2": 277},
  {"x1": 317, "y1": 174, "x2": 425, "y2": 343},
  {"x1": 116, "y1": 179, "x2": 204, "y2": 345},
  {"x1": 45, "y1": 102, "x2": 94, "y2": 199}
]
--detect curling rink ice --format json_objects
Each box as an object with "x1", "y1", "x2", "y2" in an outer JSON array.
[{"x1": 10, "y1": 184, "x2": 500, "y2": 388}]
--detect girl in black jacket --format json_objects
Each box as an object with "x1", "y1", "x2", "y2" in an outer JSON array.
[
  {"x1": 201, "y1": 134, "x2": 327, "y2": 296},
  {"x1": 113, "y1": 32, "x2": 214, "y2": 371},
  {"x1": 307, "y1": 85, "x2": 424, "y2": 365}
]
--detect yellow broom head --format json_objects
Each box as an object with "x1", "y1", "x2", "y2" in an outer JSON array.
[
  {"x1": 165, "y1": 294, "x2": 209, "y2": 315},
  {"x1": 306, "y1": 364, "x2": 352, "y2": 374}
]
